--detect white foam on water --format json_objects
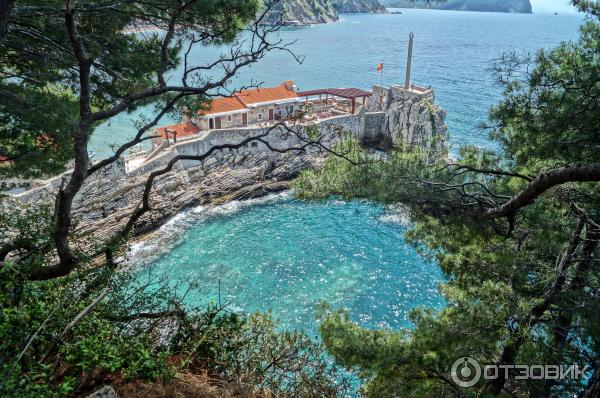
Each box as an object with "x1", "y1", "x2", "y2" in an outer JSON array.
[{"x1": 124, "y1": 191, "x2": 293, "y2": 266}]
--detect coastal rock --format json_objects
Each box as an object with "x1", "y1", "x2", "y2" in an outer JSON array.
[
  {"x1": 8, "y1": 148, "x2": 328, "y2": 256},
  {"x1": 264, "y1": 0, "x2": 388, "y2": 25},
  {"x1": 382, "y1": 0, "x2": 532, "y2": 13},
  {"x1": 372, "y1": 85, "x2": 447, "y2": 151},
  {"x1": 265, "y1": 0, "x2": 339, "y2": 25},
  {"x1": 332, "y1": 0, "x2": 387, "y2": 13},
  {"x1": 87, "y1": 386, "x2": 118, "y2": 398}
]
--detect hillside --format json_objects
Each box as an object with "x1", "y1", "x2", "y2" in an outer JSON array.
[
  {"x1": 264, "y1": 0, "x2": 388, "y2": 25},
  {"x1": 332, "y1": 0, "x2": 387, "y2": 13},
  {"x1": 263, "y1": 0, "x2": 338, "y2": 24},
  {"x1": 381, "y1": 0, "x2": 533, "y2": 13}
]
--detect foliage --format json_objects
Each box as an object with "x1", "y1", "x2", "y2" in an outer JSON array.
[
  {"x1": 172, "y1": 309, "x2": 350, "y2": 397},
  {"x1": 0, "y1": 262, "x2": 347, "y2": 397},
  {"x1": 296, "y1": 2, "x2": 600, "y2": 397},
  {"x1": 0, "y1": 0, "x2": 261, "y2": 178}
]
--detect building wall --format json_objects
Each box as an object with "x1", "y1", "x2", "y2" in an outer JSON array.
[
  {"x1": 363, "y1": 112, "x2": 387, "y2": 145},
  {"x1": 195, "y1": 102, "x2": 300, "y2": 131},
  {"x1": 368, "y1": 84, "x2": 434, "y2": 112},
  {"x1": 173, "y1": 112, "x2": 365, "y2": 171}
]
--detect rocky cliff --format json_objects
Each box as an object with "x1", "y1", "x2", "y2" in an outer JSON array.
[
  {"x1": 332, "y1": 0, "x2": 387, "y2": 13},
  {"x1": 368, "y1": 85, "x2": 447, "y2": 151},
  {"x1": 382, "y1": 0, "x2": 533, "y2": 13},
  {"x1": 264, "y1": 0, "x2": 388, "y2": 25},
  {"x1": 264, "y1": 0, "x2": 338, "y2": 25}
]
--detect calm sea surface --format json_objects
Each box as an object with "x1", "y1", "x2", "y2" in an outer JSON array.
[
  {"x1": 126, "y1": 10, "x2": 583, "y2": 333},
  {"x1": 130, "y1": 194, "x2": 444, "y2": 334}
]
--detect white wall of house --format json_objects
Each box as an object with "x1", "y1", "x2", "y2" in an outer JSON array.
[{"x1": 195, "y1": 101, "x2": 301, "y2": 131}]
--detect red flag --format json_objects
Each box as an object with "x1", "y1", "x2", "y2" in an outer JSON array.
[{"x1": 376, "y1": 63, "x2": 384, "y2": 71}]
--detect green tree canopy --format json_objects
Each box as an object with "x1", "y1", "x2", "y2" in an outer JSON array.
[{"x1": 296, "y1": 1, "x2": 600, "y2": 396}]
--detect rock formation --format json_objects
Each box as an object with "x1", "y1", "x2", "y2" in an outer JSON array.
[
  {"x1": 264, "y1": 0, "x2": 388, "y2": 25},
  {"x1": 8, "y1": 85, "x2": 447, "y2": 256},
  {"x1": 264, "y1": 0, "x2": 338, "y2": 25},
  {"x1": 332, "y1": 0, "x2": 387, "y2": 13},
  {"x1": 382, "y1": 0, "x2": 533, "y2": 13},
  {"x1": 368, "y1": 85, "x2": 447, "y2": 151}
]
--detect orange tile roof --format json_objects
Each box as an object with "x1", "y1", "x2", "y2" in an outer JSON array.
[
  {"x1": 200, "y1": 82, "x2": 298, "y2": 116},
  {"x1": 156, "y1": 122, "x2": 200, "y2": 139},
  {"x1": 205, "y1": 96, "x2": 246, "y2": 115},
  {"x1": 235, "y1": 85, "x2": 297, "y2": 106}
]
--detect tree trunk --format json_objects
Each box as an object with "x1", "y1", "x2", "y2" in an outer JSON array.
[
  {"x1": 0, "y1": 0, "x2": 14, "y2": 42},
  {"x1": 30, "y1": 13, "x2": 92, "y2": 280}
]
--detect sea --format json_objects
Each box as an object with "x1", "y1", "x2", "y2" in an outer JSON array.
[{"x1": 121, "y1": 9, "x2": 584, "y2": 333}]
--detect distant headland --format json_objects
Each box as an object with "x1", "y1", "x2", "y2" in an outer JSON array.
[
  {"x1": 263, "y1": 0, "x2": 387, "y2": 25},
  {"x1": 381, "y1": 0, "x2": 533, "y2": 13}
]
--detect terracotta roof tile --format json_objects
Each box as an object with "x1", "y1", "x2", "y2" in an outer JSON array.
[
  {"x1": 156, "y1": 122, "x2": 200, "y2": 139},
  {"x1": 205, "y1": 96, "x2": 246, "y2": 115},
  {"x1": 200, "y1": 82, "x2": 298, "y2": 116},
  {"x1": 235, "y1": 85, "x2": 298, "y2": 106}
]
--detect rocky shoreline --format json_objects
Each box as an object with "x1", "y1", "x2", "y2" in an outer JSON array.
[
  {"x1": 8, "y1": 83, "x2": 447, "y2": 262},
  {"x1": 9, "y1": 149, "x2": 325, "y2": 259}
]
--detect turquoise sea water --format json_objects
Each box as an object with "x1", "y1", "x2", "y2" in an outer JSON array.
[
  {"x1": 92, "y1": 9, "x2": 583, "y2": 158},
  {"x1": 126, "y1": 10, "x2": 584, "y2": 333},
  {"x1": 130, "y1": 194, "x2": 444, "y2": 333}
]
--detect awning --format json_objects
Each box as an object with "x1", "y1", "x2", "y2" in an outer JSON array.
[{"x1": 297, "y1": 88, "x2": 372, "y2": 100}]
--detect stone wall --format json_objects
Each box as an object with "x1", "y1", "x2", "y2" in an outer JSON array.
[
  {"x1": 363, "y1": 112, "x2": 386, "y2": 146},
  {"x1": 167, "y1": 113, "x2": 365, "y2": 171}
]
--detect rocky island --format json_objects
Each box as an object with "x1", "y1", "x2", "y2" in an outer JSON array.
[
  {"x1": 264, "y1": 0, "x2": 387, "y2": 25},
  {"x1": 382, "y1": 0, "x2": 533, "y2": 13}
]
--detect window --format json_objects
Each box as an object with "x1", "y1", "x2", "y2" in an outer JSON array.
[
  {"x1": 251, "y1": 142, "x2": 258, "y2": 148},
  {"x1": 257, "y1": 113, "x2": 263, "y2": 121},
  {"x1": 227, "y1": 115, "x2": 232, "y2": 122}
]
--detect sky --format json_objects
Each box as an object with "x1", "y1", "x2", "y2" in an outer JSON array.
[{"x1": 530, "y1": 0, "x2": 577, "y2": 13}]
